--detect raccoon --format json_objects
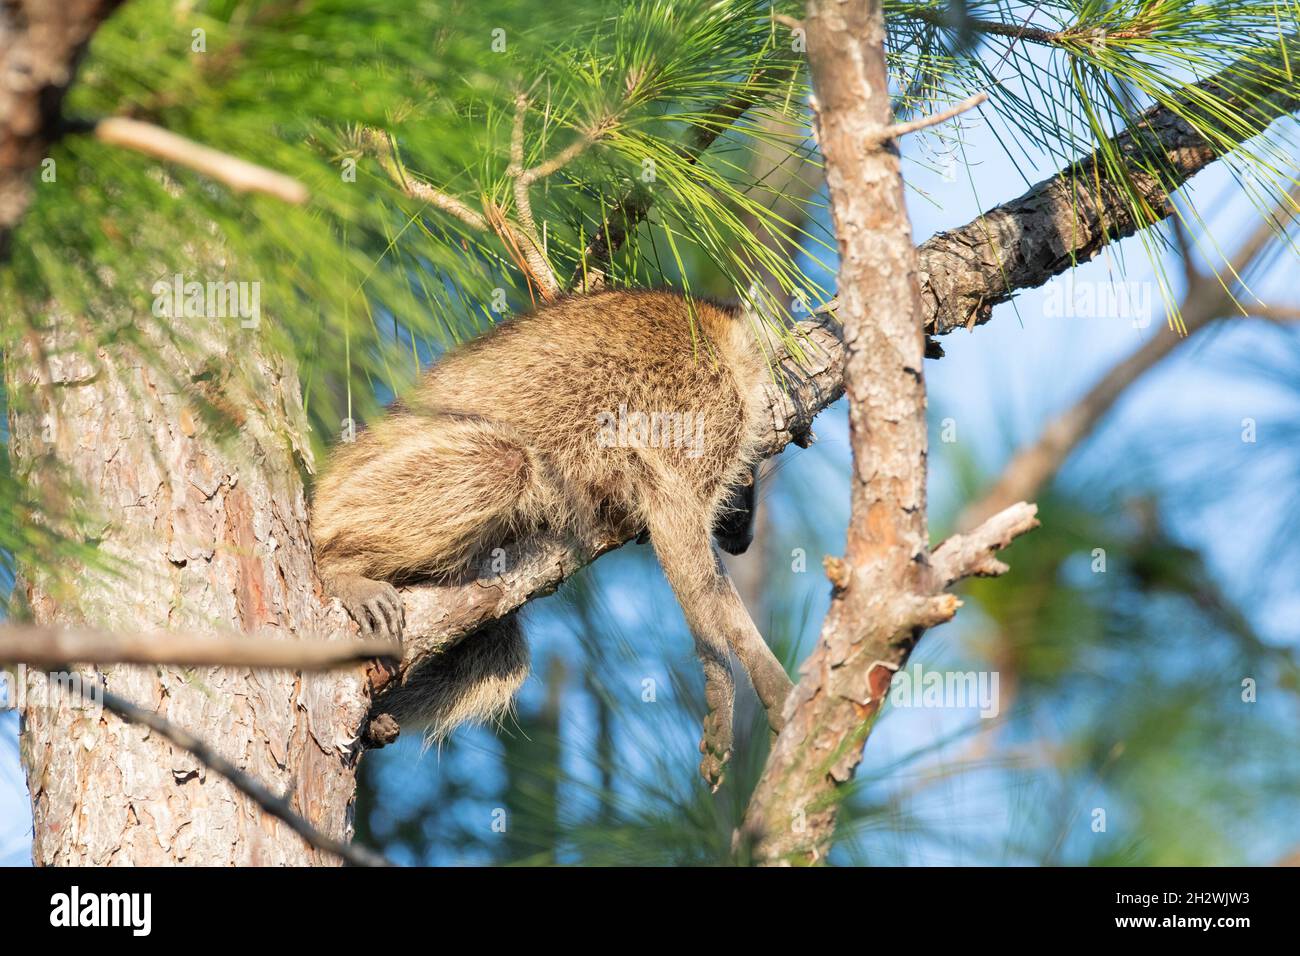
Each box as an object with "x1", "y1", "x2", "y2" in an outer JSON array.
[{"x1": 311, "y1": 290, "x2": 792, "y2": 787}]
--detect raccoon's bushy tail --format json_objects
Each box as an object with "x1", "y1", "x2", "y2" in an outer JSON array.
[{"x1": 391, "y1": 611, "x2": 530, "y2": 743}]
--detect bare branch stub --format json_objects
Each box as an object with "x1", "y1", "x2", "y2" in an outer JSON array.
[
  {"x1": 93, "y1": 117, "x2": 309, "y2": 204},
  {"x1": 868, "y1": 91, "x2": 988, "y2": 144},
  {"x1": 931, "y1": 502, "x2": 1040, "y2": 588}
]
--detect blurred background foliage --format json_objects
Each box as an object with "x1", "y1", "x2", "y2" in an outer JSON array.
[{"x1": 3, "y1": 0, "x2": 1300, "y2": 864}]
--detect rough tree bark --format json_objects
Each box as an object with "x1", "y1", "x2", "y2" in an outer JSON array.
[
  {"x1": 9, "y1": 312, "x2": 370, "y2": 865},
  {"x1": 735, "y1": 0, "x2": 1043, "y2": 865},
  {"x1": 738, "y1": 0, "x2": 938, "y2": 866},
  {"x1": 0, "y1": 0, "x2": 383, "y2": 868}
]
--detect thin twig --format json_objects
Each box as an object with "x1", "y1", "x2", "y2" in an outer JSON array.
[
  {"x1": 483, "y1": 200, "x2": 550, "y2": 303},
  {"x1": 902, "y1": 5, "x2": 1142, "y2": 48},
  {"x1": 92, "y1": 117, "x2": 309, "y2": 204},
  {"x1": 868, "y1": 91, "x2": 988, "y2": 144},
  {"x1": 519, "y1": 128, "x2": 607, "y2": 186},
  {"x1": 361, "y1": 127, "x2": 490, "y2": 232},
  {"x1": 507, "y1": 93, "x2": 613, "y2": 298},
  {"x1": 0, "y1": 625, "x2": 401, "y2": 670},
  {"x1": 59, "y1": 678, "x2": 391, "y2": 867},
  {"x1": 505, "y1": 93, "x2": 562, "y2": 299}
]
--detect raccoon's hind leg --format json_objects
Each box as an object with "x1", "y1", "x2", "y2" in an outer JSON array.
[{"x1": 312, "y1": 413, "x2": 549, "y2": 640}]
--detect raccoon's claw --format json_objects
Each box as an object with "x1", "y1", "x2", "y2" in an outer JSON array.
[
  {"x1": 699, "y1": 712, "x2": 733, "y2": 792},
  {"x1": 334, "y1": 574, "x2": 405, "y2": 642},
  {"x1": 364, "y1": 588, "x2": 405, "y2": 641},
  {"x1": 699, "y1": 743, "x2": 731, "y2": 793}
]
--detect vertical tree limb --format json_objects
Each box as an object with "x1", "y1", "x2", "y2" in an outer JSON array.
[{"x1": 740, "y1": 0, "x2": 935, "y2": 866}]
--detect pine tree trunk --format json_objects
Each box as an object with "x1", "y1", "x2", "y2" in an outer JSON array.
[{"x1": 9, "y1": 310, "x2": 368, "y2": 865}]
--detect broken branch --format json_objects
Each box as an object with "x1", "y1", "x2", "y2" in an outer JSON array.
[
  {"x1": 868, "y1": 91, "x2": 988, "y2": 144},
  {"x1": 0, "y1": 625, "x2": 400, "y2": 670},
  {"x1": 93, "y1": 117, "x2": 309, "y2": 204}
]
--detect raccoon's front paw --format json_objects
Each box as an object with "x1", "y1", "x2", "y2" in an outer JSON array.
[
  {"x1": 698, "y1": 710, "x2": 733, "y2": 793},
  {"x1": 332, "y1": 573, "x2": 405, "y2": 642}
]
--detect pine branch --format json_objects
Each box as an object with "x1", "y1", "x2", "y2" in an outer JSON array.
[
  {"x1": 365, "y1": 99, "x2": 617, "y2": 302},
  {"x1": 920, "y1": 34, "x2": 1300, "y2": 334},
  {"x1": 505, "y1": 92, "x2": 561, "y2": 299},
  {"x1": 569, "y1": 56, "x2": 800, "y2": 290},
  {"x1": 899, "y1": 4, "x2": 1157, "y2": 46}
]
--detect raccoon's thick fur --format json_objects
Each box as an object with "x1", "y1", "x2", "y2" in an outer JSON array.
[
  {"x1": 393, "y1": 612, "x2": 531, "y2": 743},
  {"x1": 311, "y1": 290, "x2": 792, "y2": 780}
]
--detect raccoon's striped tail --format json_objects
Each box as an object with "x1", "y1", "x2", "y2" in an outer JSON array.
[{"x1": 390, "y1": 611, "x2": 530, "y2": 743}]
